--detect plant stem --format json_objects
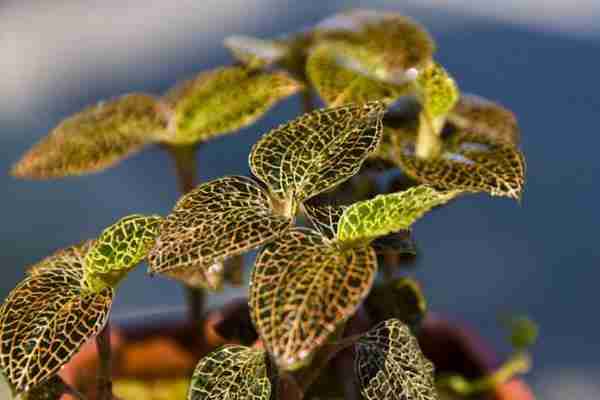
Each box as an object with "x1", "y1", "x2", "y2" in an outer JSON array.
[
  {"x1": 96, "y1": 322, "x2": 113, "y2": 400},
  {"x1": 301, "y1": 90, "x2": 314, "y2": 114},
  {"x1": 163, "y1": 143, "x2": 206, "y2": 325},
  {"x1": 415, "y1": 112, "x2": 443, "y2": 160},
  {"x1": 64, "y1": 384, "x2": 87, "y2": 400}
]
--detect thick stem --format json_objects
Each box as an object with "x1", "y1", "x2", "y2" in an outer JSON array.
[
  {"x1": 415, "y1": 112, "x2": 443, "y2": 160},
  {"x1": 163, "y1": 144, "x2": 206, "y2": 324},
  {"x1": 301, "y1": 90, "x2": 315, "y2": 114},
  {"x1": 96, "y1": 322, "x2": 113, "y2": 400}
]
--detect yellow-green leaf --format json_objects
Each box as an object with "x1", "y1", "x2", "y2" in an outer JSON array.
[
  {"x1": 389, "y1": 126, "x2": 526, "y2": 199},
  {"x1": 0, "y1": 249, "x2": 113, "y2": 393},
  {"x1": 11, "y1": 94, "x2": 168, "y2": 179},
  {"x1": 250, "y1": 228, "x2": 377, "y2": 370},
  {"x1": 168, "y1": 66, "x2": 302, "y2": 145},
  {"x1": 148, "y1": 176, "x2": 291, "y2": 289},
  {"x1": 355, "y1": 319, "x2": 438, "y2": 400},
  {"x1": 114, "y1": 378, "x2": 189, "y2": 400},
  {"x1": 224, "y1": 35, "x2": 289, "y2": 69},
  {"x1": 188, "y1": 345, "x2": 270, "y2": 400},
  {"x1": 306, "y1": 43, "x2": 409, "y2": 107},
  {"x1": 337, "y1": 186, "x2": 458, "y2": 245},
  {"x1": 312, "y1": 10, "x2": 435, "y2": 84},
  {"x1": 449, "y1": 94, "x2": 520, "y2": 146},
  {"x1": 415, "y1": 62, "x2": 459, "y2": 120},
  {"x1": 84, "y1": 214, "x2": 162, "y2": 291},
  {"x1": 250, "y1": 102, "x2": 385, "y2": 205}
]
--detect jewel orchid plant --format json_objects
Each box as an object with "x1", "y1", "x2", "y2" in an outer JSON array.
[{"x1": 1, "y1": 9, "x2": 532, "y2": 400}]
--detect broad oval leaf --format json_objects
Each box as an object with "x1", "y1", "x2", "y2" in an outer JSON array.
[
  {"x1": 389, "y1": 126, "x2": 526, "y2": 199},
  {"x1": 84, "y1": 214, "x2": 162, "y2": 290},
  {"x1": 11, "y1": 94, "x2": 168, "y2": 179},
  {"x1": 167, "y1": 66, "x2": 302, "y2": 145},
  {"x1": 148, "y1": 176, "x2": 291, "y2": 289},
  {"x1": 0, "y1": 248, "x2": 113, "y2": 392},
  {"x1": 312, "y1": 10, "x2": 435, "y2": 84},
  {"x1": 306, "y1": 43, "x2": 409, "y2": 107},
  {"x1": 355, "y1": 319, "x2": 438, "y2": 400},
  {"x1": 449, "y1": 94, "x2": 520, "y2": 146},
  {"x1": 250, "y1": 228, "x2": 377, "y2": 370},
  {"x1": 188, "y1": 345, "x2": 270, "y2": 400},
  {"x1": 250, "y1": 102, "x2": 385, "y2": 204},
  {"x1": 337, "y1": 186, "x2": 458, "y2": 245},
  {"x1": 224, "y1": 35, "x2": 289, "y2": 69}
]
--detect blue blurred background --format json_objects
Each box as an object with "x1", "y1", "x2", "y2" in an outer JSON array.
[{"x1": 2, "y1": 1, "x2": 598, "y2": 397}]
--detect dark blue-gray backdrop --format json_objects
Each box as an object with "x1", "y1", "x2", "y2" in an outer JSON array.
[{"x1": 2, "y1": 1, "x2": 598, "y2": 397}]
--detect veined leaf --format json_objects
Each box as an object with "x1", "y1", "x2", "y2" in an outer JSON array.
[
  {"x1": 11, "y1": 94, "x2": 168, "y2": 179},
  {"x1": 250, "y1": 102, "x2": 385, "y2": 205},
  {"x1": 389, "y1": 126, "x2": 526, "y2": 199},
  {"x1": 188, "y1": 345, "x2": 270, "y2": 400},
  {"x1": 224, "y1": 35, "x2": 289, "y2": 69},
  {"x1": 84, "y1": 215, "x2": 162, "y2": 291},
  {"x1": 250, "y1": 228, "x2": 377, "y2": 370},
  {"x1": 355, "y1": 319, "x2": 438, "y2": 400},
  {"x1": 415, "y1": 62, "x2": 459, "y2": 120},
  {"x1": 337, "y1": 186, "x2": 458, "y2": 245},
  {"x1": 23, "y1": 375, "x2": 68, "y2": 400},
  {"x1": 26, "y1": 241, "x2": 94, "y2": 277},
  {"x1": 306, "y1": 43, "x2": 409, "y2": 107},
  {"x1": 148, "y1": 176, "x2": 291, "y2": 289},
  {"x1": 449, "y1": 94, "x2": 520, "y2": 146},
  {"x1": 0, "y1": 250, "x2": 113, "y2": 393},
  {"x1": 312, "y1": 10, "x2": 435, "y2": 84},
  {"x1": 168, "y1": 66, "x2": 302, "y2": 145},
  {"x1": 302, "y1": 203, "x2": 346, "y2": 239}
]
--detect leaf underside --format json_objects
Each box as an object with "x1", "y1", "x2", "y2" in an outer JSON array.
[
  {"x1": 307, "y1": 43, "x2": 409, "y2": 107},
  {"x1": 449, "y1": 94, "x2": 520, "y2": 146},
  {"x1": 148, "y1": 176, "x2": 291, "y2": 289},
  {"x1": 188, "y1": 345, "x2": 270, "y2": 400},
  {"x1": 0, "y1": 247, "x2": 113, "y2": 392},
  {"x1": 355, "y1": 319, "x2": 438, "y2": 400},
  {"x1": 313, "y1": 9, "x2": 435, "y2": 81},
  {"x1": 389, "y1": 127, "x2": 525, "y2": 199},
  {"x1": 250, "y1": 102, "x2": 385, "y2": 204},
  {"x1": 337, "y1": 186, "x2": 458, "y2": 245},
  {"x1": 169, "y1": 66, "x2": 302, "y2": 145},
  {"x1": 86, "y1": 214, "x2": 162, "y2": 276},
  {"x1": 11, "y1": 94, "x2": 167, "y2": 179},
  {"x1": 250, "y1": 228, "x2": 377, "y2": 370}
]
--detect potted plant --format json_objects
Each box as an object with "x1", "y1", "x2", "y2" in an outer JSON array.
[{"x1": 1, "y1": 9, "x2": 535, "y2": 400}]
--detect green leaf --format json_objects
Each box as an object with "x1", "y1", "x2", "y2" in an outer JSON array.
[
  {"x1": 114, "y1": 378, "x2": 189, "y2": 400},
  {"x1": 415, "y1": 62, "x2": 459, "y2": 120},
  {"x1": 250, "y1": 102, "x2": 385, "y2": 205},
  {"x1": 0, "y1": 247, "x2": 113, "y2": 393},
  {"x1": 224, "y1": 35, "x2": 289, "y2": 69},
  {"x1": 84, "y1": 214, "x2": 162, "y2": 291},
  {"x1": 502, "y1": 315, "x2": 538, "y2": 350},
  {"x1": 312, "y1": 10, "x2": 435, "y2": 84},
  {"x1": 168, "y1": 66, "x2": 302, "y2": 145},
  {"x1": 250, "y1": 228, "x2": 377, "y2": 370},
  {"x1": 306, "y1": 43, "x2": 409, "y2": 107},
  {"x1": 355, "y1": 319, "x2": 438, "y2": 400},
  {"x1": 11, "y1": 94, "x2": 168, "y2": 179},
  {"x1": 389, "y1": 125, "x2": 526, "y2": 199},
  {"x1": 188, "y1": 345, "x2": 271, "y2": 400},
  {"x1": 449, "y1": 94, "x2": 520, "y2": 146},
  {"x1": 337, "y1": 186, "x2": 458, "y2": 245},
  {"x1": 302, "y1": 203, "x2": 346, "y2": 240},
  {"x1": 148, "y1": 176, "x2": 291, "y2": 289}
]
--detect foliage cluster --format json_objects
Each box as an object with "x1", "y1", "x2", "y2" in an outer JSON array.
[{"x1": 1, "y1": 10, "x2": 531, "y2": 400}]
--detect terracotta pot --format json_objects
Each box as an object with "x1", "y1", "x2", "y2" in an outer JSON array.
[{"x1": 59, "y1": 303, "x2": 534, "y2": 400}]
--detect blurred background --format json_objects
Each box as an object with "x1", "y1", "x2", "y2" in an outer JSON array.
[{"x1": 1, "y1": 1, "x2": 598, "y2": 398}]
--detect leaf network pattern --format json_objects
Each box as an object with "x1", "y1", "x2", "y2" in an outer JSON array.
[{"x1": 0, "y1": 245, "x2": 113, "y2": 393}]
